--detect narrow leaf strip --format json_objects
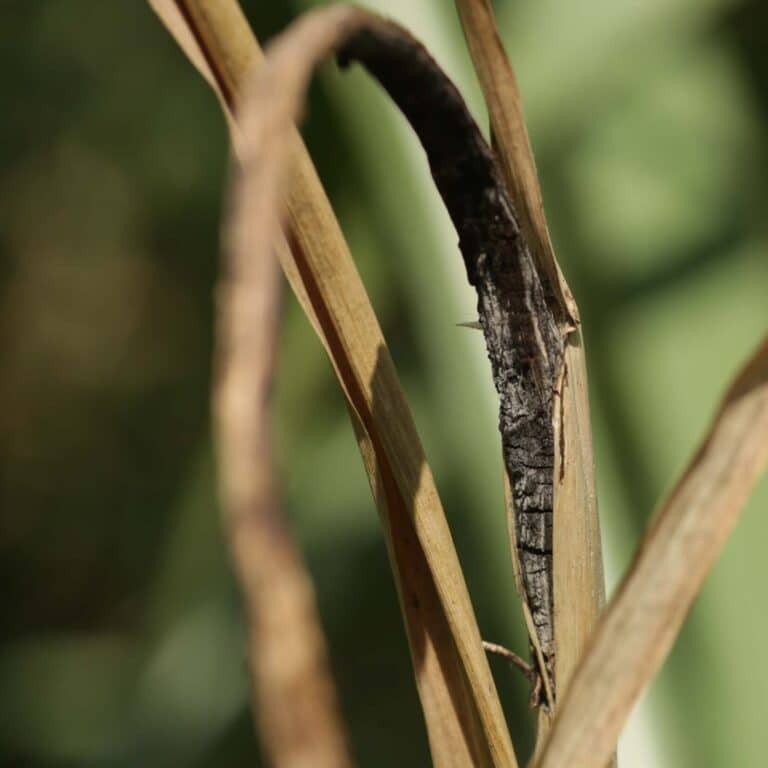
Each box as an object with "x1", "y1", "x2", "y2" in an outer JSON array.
[
  {"x1": 454, "y1": 0, "x2": 607, "y2": 716},
  {"x1": 454, "y1": 0, "x2": 576, "y2": 325},
  {"x1": 535, "y1": 336, "x2": 768, "y2": 768},
  {"x1": 148, "y1": 2, "x2": 517, "y2": 766},
  {"x1": 149, "y1": 4, "x2": 354, "y2": 764},
  {"x1": 217, "y1": 143, "x2": 353, "y2": 767},
  {"x1": 148, "y1": 0, "x2": 325, "y2": 339}
]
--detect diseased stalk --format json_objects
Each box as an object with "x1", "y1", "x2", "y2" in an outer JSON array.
[
  {"x1": 454, "y1": 0, "x2": 608, "y2": 731},
  {"x1": 338, "y1": 26, "x2": 564, "y2": 700}
]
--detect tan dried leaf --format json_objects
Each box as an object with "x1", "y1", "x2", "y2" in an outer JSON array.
[
  {"x1": 218, "y1": 123, "x2": 353, "y2": 768},
  {"x1": 535, "y1": 336, "x2": 768, "y2": 768}
]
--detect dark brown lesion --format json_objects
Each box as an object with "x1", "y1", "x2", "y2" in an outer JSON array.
[{"x1": 337, "y1": 20, "x2": 565, "y2": 700}]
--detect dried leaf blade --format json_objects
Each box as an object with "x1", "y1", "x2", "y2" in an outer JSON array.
[
  {"x1": 215, "y1": 131, "x2": 353, "y2": 767},
  {"x1": 535, "y1": 335, "x2": 768, "y2": 768}
]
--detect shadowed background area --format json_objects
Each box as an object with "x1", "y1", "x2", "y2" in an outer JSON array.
[{"x1": 1, "y1": 1, "x2": 767, "y2": 766}]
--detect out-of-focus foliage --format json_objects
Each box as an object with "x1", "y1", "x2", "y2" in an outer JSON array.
[{"x1": 0, "y1": 1, "x2": 766, "y2": 767}]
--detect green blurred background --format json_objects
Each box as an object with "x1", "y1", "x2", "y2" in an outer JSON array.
[{"x1": 1, "y1": 1, "x2": 767, "y2": 766}]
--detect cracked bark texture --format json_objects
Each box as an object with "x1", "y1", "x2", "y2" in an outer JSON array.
[{"x1": 338, "y1": 23, "x2": 565, "y2": 686}]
